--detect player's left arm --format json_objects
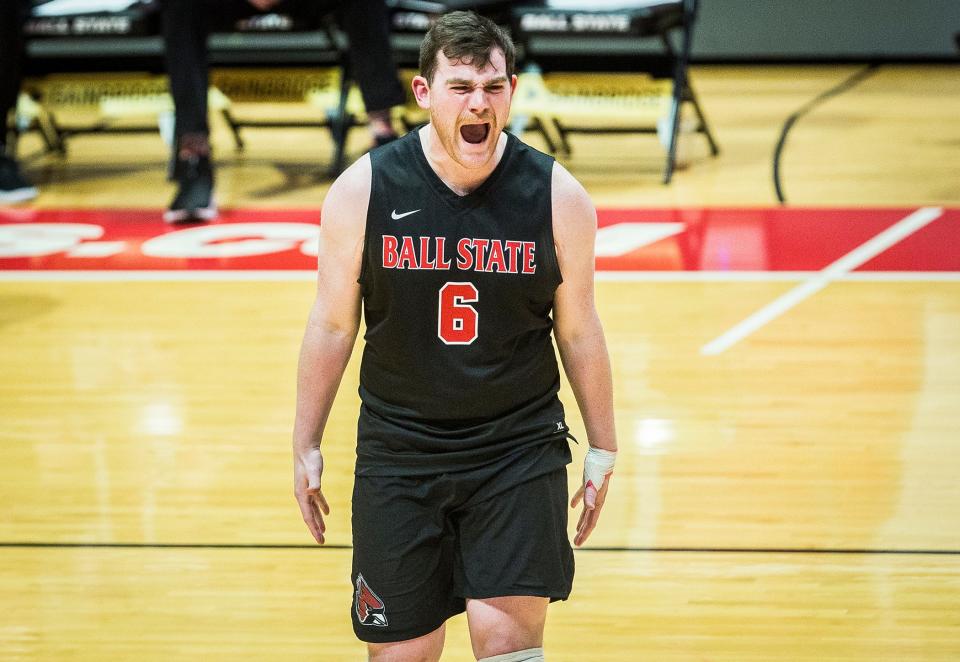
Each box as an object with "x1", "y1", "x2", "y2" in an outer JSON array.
[{"x1": 551, "y1": 161, "x2": 618, "y2": 547}]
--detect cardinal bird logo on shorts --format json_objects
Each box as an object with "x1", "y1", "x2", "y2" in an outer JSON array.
[{"x1": 355, "y1": 574, "x2": 388, "y2": 627}]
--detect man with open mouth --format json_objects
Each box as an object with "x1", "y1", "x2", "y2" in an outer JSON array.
[{"x1": 293, "y1": 10, "x2": 618, "y2": 662}]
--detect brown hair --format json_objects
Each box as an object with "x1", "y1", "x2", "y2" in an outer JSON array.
[{"x1": 419, "y1": 11, "x2": 516, "y2": 84}]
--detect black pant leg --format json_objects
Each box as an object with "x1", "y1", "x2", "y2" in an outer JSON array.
[
  {"x1": 162, "y1": 0, "x2": 214, "y2": 139},
  {"x1": 0, "y1": 0, "x2": 30, "y2": 144},
  {"x1": 335, "y1": 0, "x2": 406, "y2": 113}
]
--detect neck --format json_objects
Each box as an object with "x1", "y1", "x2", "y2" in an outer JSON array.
[{"x1": 419, "y1": 125, "x2": 507, "y2": 196}]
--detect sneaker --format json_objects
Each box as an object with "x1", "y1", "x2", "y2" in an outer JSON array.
[
  {"x1": 0, "y1": 156, "x2": 39, "y2": 204},
  {"x1": 164, "y1": 153, "x2": 217, "y2": 224}
]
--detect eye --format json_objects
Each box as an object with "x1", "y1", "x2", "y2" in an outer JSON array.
[
  {"x1": 485, "y1": 85, "x2": 504, "y2": 94},
  {"x1": 451, "y1": 86, "x2": 470, "y2": 94}
]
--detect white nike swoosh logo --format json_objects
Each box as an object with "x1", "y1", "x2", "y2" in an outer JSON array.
[{"x1": 391, "y1": 209, "x2": 421, "y2": 220}]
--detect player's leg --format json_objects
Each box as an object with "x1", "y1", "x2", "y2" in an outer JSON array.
[
  {"x1": 351, "y1": 473, "x2": 464, "y2": 654},
  {"x1": 367, "y1": 623, "x2": 445, "y2": 662},
  {"x1": 466, "y1": 596, "x2": 548, "y2": 660},
  {"x1": 457, "y1": 465, "x2": 574, "y2": 661}
]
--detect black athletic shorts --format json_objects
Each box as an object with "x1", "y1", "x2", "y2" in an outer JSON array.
[{"x1": 350, "y1": 455, "x2": 574, "y2": 643}]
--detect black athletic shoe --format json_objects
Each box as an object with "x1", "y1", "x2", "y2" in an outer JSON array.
[
  {"x1": 0, "y1": 156, "x2": 39, "y2": 204},
  {"x1": 164, "y1": 154, "x2": 217, "y2": 224}
]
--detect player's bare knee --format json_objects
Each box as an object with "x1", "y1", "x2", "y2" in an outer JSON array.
[
  {"x1": 472, "y1": 630, "x2": 543, "y2": 660},
  {"x1": 367, "y1": 628, "x2": 445, "y2": 662},
  {"x1": 368, "y1": 644, "x2": 442, "y2": 662},
  {"x1": 468, "y1": 596, "x2": 547, "y2": 659},
  {"x1": 477, "y1": 648, "x2": 545, "y2": 662}
]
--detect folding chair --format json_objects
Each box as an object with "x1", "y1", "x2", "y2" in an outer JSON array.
[{"x1": 510, "y1": 0, "x2": 720, "y2": 183}]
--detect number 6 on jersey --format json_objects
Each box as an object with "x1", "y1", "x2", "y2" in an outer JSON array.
[{"x1": 438, "y1": 282, "x2": 479, "y2": 345}]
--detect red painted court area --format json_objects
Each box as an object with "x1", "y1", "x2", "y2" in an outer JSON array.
[{"x1": 0, "y1": 207, "x2": 957, "y2": 272}]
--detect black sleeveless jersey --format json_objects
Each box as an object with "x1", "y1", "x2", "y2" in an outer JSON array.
[{"x1": 355, "y1": 129, "x2": 571, "y2": 476}]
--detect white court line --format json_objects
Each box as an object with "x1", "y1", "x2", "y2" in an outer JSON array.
[
  {"x1": 598, "y1": 271, "x2": 960, "y2": 282},
  {"x1": 598, "y1": 271, "x2": 815, "y2": 282},
  {"x1": 0, "y1": 270, "x2": 318, "y2": 282},
  {"x1": 699, "y1": 206, "x2": 945, "y2": 356},
  {"x1": 842, "y1": 271, "x2": 960, "y2": 282}
]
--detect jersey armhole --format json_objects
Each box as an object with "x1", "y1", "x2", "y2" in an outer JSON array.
[
  {"x1": 356, "y1": 155, "x2": 379, "y2": 290},
  {"x1": 545, "y1": 158, "x2": 564, "y2": 289}
]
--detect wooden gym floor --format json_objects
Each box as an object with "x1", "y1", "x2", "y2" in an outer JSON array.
[{"x1": 1, "y1": 65, "x2": 959, "y2": 660}]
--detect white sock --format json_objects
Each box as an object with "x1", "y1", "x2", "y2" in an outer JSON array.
[{"x1": 478, "y1": 648, "x2": 545, "y2": 662}]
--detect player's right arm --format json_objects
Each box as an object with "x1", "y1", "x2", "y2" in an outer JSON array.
[
  {"x1": 551, "y1": 161, "x2": 618, "y2": 547},
  {"x1": 292, "y1": 155, "x2": 371, "y2": 545}
]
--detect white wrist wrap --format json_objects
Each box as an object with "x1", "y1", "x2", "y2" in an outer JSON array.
[{"x1": 583, "y1": 447, "x2": 617, "y2": 491}]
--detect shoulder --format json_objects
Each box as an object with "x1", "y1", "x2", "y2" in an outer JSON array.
[
  {"x1": 321, "y1": 154, "x2": 372, "y2": 238},
  {"x1": 551, "y1": 161, "x2": 597, "y2": 248},
  {"x1": 510, "y1": 132, "x2": 554, "y2": 173}
]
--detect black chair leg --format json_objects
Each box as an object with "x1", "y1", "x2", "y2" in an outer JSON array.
[
  {"x1": 42, "y1": 110, "x2": 66, "y2": 156},
  {"x1": 327, "y1": 58, "x2": 352, "y2": 177},
  {"x1": 551, "y1": 118, "x2": 572, "y2": 157},
  {"x1": 221, "y1": 108, "x2": 246, "y2": 152},
  {"x1": 529, "y1": 117, "x2": 558, "y2": 155},
  {"x1": 686, "y1": 83, "x2": 719, "y2": 156},
  {"x1": 664, "y1": 23, "x2": 692, "y2": 181}
]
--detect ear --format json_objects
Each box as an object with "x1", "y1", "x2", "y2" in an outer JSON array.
[
  {"x1": 412, "y1": 76, "x2": 431, "y2": 110},
  {"x1": 510, "y1": 74, "x2": 518, "y2": 95}
]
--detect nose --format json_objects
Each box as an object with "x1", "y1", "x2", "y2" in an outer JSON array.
[{"x1": 467, "y1": 87, "x2": 488, "y2": 113}]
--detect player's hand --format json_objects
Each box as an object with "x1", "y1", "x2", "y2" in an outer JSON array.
[
  {"x1": 570, "y1": 447, "x2": 616, "y2": 546},
  {"x1": 293, "y1": 446, "x2": 330, "y2": 544},
  {"x1": 571, "y1": 472, "x2": 612, "y2": 547},
  {"x1": 247, "y1": 0, "x2": 281, "y2": 10}
]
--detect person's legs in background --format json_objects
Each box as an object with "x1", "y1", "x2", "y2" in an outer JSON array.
[
  {"x1": 335, "y1": 0, "x2": 406, "y2": 146},
  {"x1": 0, "y1": 0, "x2": 38, "y2": 204},
  {"x1": 160, "y1": 0, "x2": 406, "y2": 222},
  {"x1": 161, "y1": 0, "x2": 219, "y2": 222}
]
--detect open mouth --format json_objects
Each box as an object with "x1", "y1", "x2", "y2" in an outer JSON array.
[{"x1": 459, "y1": 123, "x2": 490, "y2": 145}]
